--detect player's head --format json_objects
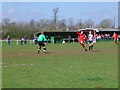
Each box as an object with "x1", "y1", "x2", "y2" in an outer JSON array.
[
  {"x1": 41, "y1": 32, "x2": 44, "y2": 34},
  {"x1": 78, "y1": 29, "x2": 81, "y2": 32},
  {"x1": 114, "y1": 32, "x2": 116, "y2": 34},
  {"x1": 81, "y1": 31, "x2": 83, "y2": 34},
  {"x1": 89, "y1": 31, "x2": 92, "y2": 34}
]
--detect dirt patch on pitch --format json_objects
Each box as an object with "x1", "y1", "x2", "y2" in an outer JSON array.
[{"x1": 2, "y1": 47, "x2": 118, "y2": 59}]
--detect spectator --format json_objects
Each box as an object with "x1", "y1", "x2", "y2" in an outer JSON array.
[
  {"x1": 33, "y1": 36, "x2": 37, "y2": 44},
  {"x1": 68, "y1": 35, "x2": 72, "y2": 43},
  {"x1": 46, "y1": 36, "x2": 49, "y2": 43},
  {"x1": 21, "y1": 38, "x2": 24, "y2": 45},
  {"x1": 118, "y1": 34, "x2": 120, "y2": 41},
  {"x1": 24, "y1": 35, "x2": 27, "y2": 44},
  {"x1": 7, "y1": 36, "x2": 10, "y2": 45},
  {"x1": 101, "y1": 34, "x2": 105, "y2": 39}
]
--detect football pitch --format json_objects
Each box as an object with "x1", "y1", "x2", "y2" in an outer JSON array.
[{"x1": 2, "y1": 41, "x2": 118, "y2": 88}]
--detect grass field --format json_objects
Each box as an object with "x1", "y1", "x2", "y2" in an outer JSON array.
[{"x1": 2, "y1": 41, "x2": 118, "y2": 88}]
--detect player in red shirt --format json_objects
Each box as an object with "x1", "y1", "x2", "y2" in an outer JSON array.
[
  {"x1": 76, "y1": 30, "x2": 88, "y2": 51},
  {"x1": 112, "y1": 32, "x2": 118, "y2": 44}
]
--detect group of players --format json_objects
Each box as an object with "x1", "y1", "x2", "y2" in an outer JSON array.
[
  {"x1": 76, "y1": 29, "x2": 96, "y2": 51},
  {"x1": 36, "y1": 30, "x2": 119, "y2": 54}
]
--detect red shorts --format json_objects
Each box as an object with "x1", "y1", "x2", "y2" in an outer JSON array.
[
  {"x1": 78, "y1": 40, "x2": 84, "y2": 43},
  {"x1": 114, "y1": 38, "x2": 117, "y2": 41}
]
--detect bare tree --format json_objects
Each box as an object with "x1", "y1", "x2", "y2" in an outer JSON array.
[
  {"x1": 38, "y1": 19, "x2": 49, "y2": 30},
  {"x1": 68, "y1": 18, "x2": 74, "y2": 26},
  {"x1": 100, "y1": 19, "x2": 113, "y2": 28},
  {"x1": 29, "y1": 19, "x2": 35, "y2": 27},
  {"x1": 58, "y1": 19, "x2": 66, "y2": 28},
  {"x1": 2, "y1": 18, "x2": 10, "y2": 26},
  {"x1": 78, "y1": 19, "x2": 83, "y2": 29},
  {"x1": 53, "y1": 8, "x2": 59, "y2": 23},
  {"x1": 53, "y1": 8, "x2": 59, "y2": 29},
  {"x1": 84, "y1": 19, "x2": 94, "y2": 28},
  {"x1": 67, "y1": 18, "x2": 75, "y2": 30}
]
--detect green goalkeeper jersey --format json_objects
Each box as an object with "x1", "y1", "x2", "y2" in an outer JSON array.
[{"x1": 37, "y1": 34, "x2": 47, "y2": 41}]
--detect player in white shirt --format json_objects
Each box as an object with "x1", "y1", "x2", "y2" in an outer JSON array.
[{"x1": 88, "y1": 31, "x2": 94, "y2": 50}]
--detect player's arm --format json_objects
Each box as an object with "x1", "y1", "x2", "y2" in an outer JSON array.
[
  {"x1": 112, "y1": 35, "x2": 114, "y2": 39},
  {"x1": 76, "y1": 31, "x2": 81, "y2": 36},
  {"x1": 43, "y1": 35, "x2": 47, "y2": 42},
  {"x1": 84, "y1": 35, "x2": 88, "y2": 40},
  {"x1": 116, "y1": 34, "x2": 118, "y2": 38}
]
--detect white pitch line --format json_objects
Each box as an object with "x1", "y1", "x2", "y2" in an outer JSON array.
[{"x1": 3, "y1": 64, "x2": 34, "y2": 68}]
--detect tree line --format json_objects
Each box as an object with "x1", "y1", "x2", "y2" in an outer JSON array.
[{"x1": 1, "y1": 8, "x2": 116, "y2": 39}]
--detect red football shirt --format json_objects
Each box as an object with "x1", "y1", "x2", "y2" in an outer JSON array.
[
  {"x1": 112, "y1": 33, "x2": 118, "y2": 40},
  {"x1": 76, "y1": 32, "x2": 88, "y2": 42}
]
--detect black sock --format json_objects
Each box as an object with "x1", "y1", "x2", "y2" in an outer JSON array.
[
  {"x1": 38, "y1": 47, "x2": 41, "y2": 50},
  {"x1": 89, "y1": 46, "x2": 91, "y2": 50},
  {"x1": 43, "y1": 47, "x2": 46, "y2": 52},
  {"x1": 44, "y1": 47, "x2": 46, "y2": 50},
  {"x1": 85, "y1": 48, "x2": 87, "y2": 51},
  {"x1": 91, "y1": 45, "x2": 93, "y2": 50},
  {"x1": 38, "y1": 47, "x2": 41, "y2": 54}
]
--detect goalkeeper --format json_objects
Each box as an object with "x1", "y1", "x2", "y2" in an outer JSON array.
[{"x1": 37, "y1": 32, "x2": 47, "y2": 54}]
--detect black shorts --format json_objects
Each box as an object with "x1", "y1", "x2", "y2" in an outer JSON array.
[
  {"x1": 88, "y1": 40, "x2": 93, "y2": 44},
  {"x1": 38, "y1": 41, "x2": 45, "y2": 47}
]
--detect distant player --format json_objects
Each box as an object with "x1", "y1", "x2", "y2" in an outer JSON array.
[
  {"x1": 76, "y1": 29, "x2": 88, "y2": 51},
  {"x1": 24, "y1": 35, "x2": 27, "y2": 45},
  {"x1": 112, "y1": 32, "x2": 118, "y2": 44},
  {"x1": 7, "y1": 36, "x2": 10, "y2": 45},
  {"x1": 88, "y1": 31, "x2": 94, "y2": 50},
  {"x1": 20, "y1": 38, "x2": 24, "y2": 45},
  {"x1": 33, "y1": 36, "x2": 38, "y2": 44},
  {"x1": 37, "y1": 32, "x2": 47, "y2": 54}
]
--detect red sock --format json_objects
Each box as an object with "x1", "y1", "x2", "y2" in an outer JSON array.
[
  {"x1": 115, "y1": 41, "x2": 118, "y2": 44},
  {"x1": 80, "y1": 43, "x2": 85, "y2": 48},
  {"x1": 114, "y1": 41, "x2": 118, "y2": 44}
]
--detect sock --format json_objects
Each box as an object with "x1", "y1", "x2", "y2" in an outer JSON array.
[
  {"x1": 89, "y1": 46, "x2": 91, "y2": 50},
  {"x1": 38, "y1": 47, "x2": 41, "y2": 54},
  {"x1": 80, "y1": 43, "x2": 85, "y2": 48},
  {"x1": 38, "y1": 47, "x2": 41, "y2": 50},
  {"x1": 115, "y1": 41, "x2": 118, "y2": 44},
  {"x1": 91, "y1": 45, "x2": 93, "y2": 50},
  {"x1": 43, "y1": 47, "x2": 46, "y2": 52},
  {"x1": 85, "y1": 48, "x2": 87, "y2": 51}
]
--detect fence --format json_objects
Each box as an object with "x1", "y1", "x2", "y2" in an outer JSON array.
[
  {"x1": 1, "y1": 38, "x2": 118, "y2": 46},
  {"x1": 1, "y1": 39, "x2": 55, "y2": 46}
]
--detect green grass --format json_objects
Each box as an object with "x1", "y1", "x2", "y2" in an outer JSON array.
[{"x1": 2, "y1": 41, "x2": 118, "y2": 88}]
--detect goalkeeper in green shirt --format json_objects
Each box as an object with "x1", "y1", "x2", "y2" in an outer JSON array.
[{"x1": 37, "y1": 32, "x2": 47, "y2": 54}]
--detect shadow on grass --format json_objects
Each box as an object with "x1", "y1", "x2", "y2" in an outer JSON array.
[{"x1": 92, "y1": 50, "x2": 101, "y2": 52}]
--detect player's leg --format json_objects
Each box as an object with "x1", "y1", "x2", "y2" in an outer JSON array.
[
  {"x1": 43, "y1": 46, "x2": 46, "y2": 53},
  {"x1": 37, "y1": 41, "x2": 41, "y2": 54},
  {"x1": 91, "y1": 43, "x2": 94, "y2": 50},
  {"x1": 42, "y1": 42, "x2": 46, "y2": 53},
  {"x1": 80, "y1": 41, "x2": 84, "y2": 48},
  {"x1": 91, "y1": 39, "x2": 96, "y2": 50},
  {"x1": 88, "y1": 41, "x2": 91, "y2": 50},
  {"x1": 114, "y1": 39, "x2": 115, "y2": 44},
  {"x1": 114, "y1": 39, "x2": 116, "y2": 44},
  {"x1": 90, "y1": 41, "x2": 94, "y2": 50},
  {"x1": 38, "y1": 46, "x2": 41, "y2": 54},
  {"x1": 89, "y1": 45, "x2": 91, "y2": 50},
  {"x1": 80, "y1": 41, "x2": 87, "y2": 51},
  {"x1": 8, "y1": 41, "x2": 10, "y2": 45},
  {"x1": 114, "y1": 40, "x2": 116, "y2": 44},
  {"x1": 114, "y1": 39, "x2": 118, "y2": 44}
]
